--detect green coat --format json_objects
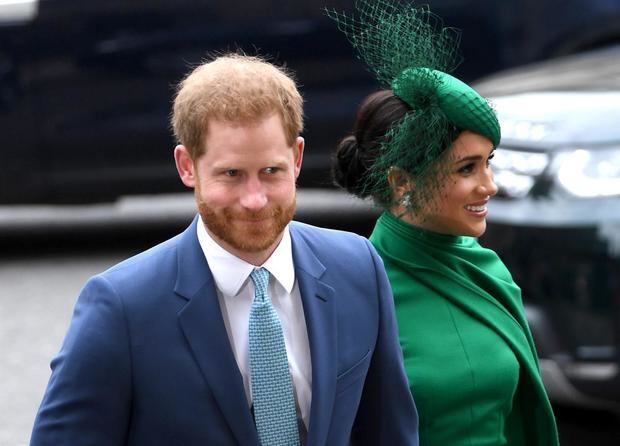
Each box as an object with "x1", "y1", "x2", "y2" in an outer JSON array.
[{"x1": 370, "y1": 212, "x2": 559, "y2": 446}]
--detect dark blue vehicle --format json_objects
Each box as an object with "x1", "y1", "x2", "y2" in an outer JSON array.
[
  {"x1": 1, "y1": 0, "x2": 620, "y2": 203},
  {"x1": 475, "y1": 44, "x2": 620, "y2": 411}
]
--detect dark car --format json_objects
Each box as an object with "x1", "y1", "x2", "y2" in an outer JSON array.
[
  {"x1": 2, "y1": 0, "x2": 620, "y2": 204},
  {"x1": 0, "y1": 0, "x2": 379, "y2": 203},
  {"x1": 474, "y1": 45, "x2": 620, "y2": 410}
]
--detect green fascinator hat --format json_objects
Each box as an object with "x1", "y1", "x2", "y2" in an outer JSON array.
[
  {"x1": 392, "y1": 67, "x2": 500, "y2": 147},
  {"x1": 327, "y1": 0, "x2": 500, "y2": 208}
]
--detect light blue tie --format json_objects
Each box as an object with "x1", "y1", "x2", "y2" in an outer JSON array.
[{"x1": 249, "y1": 268, "x2": 300, "y2": 446}]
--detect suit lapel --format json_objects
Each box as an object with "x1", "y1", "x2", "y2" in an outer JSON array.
[
  {"x1": 290, "y1": 224, "x2": 338, "y2": 446},
  {"x1": 174, "y1": 217, "x2": 258, "y2": 446}
]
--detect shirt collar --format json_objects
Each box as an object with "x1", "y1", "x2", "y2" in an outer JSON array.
[{"x1": 196, "y1": 215, "x2": 295, "y2": 296}]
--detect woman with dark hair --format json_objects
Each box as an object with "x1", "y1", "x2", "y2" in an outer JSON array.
[{"x1": 328, "y1": 1, "x2": 559, "y2": 445}]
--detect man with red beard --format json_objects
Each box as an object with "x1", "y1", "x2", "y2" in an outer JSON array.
[{"x1": 30, "y1": 54, "x2": 419, "y2": 446}]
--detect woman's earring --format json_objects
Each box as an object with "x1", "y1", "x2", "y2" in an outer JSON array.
[{"x1": 401, "y1": 193, "x2": 412, "y2": 208}]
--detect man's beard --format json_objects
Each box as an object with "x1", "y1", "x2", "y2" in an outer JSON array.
[{"x1": 197, "y1": 195, "x2": 296, "y2": 253}]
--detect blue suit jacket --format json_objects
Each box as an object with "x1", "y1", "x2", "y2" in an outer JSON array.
[{"x1": 31, "y1": 217, "x2": 418, "y2": 445}]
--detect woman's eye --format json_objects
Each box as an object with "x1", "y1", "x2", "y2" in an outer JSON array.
[
  {"x1": 487, "y1": 153, "x2": 495, "y2": 166},
  {"x1": 458, "y1": 163, "x2": 475, "y2": 174}
]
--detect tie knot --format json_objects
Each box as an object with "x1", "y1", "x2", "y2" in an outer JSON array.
[{"x1": 250, "y1": 267, "x2": 270, "y2": 296}]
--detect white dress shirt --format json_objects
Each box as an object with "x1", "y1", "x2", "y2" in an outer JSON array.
[{"x1": 196, "y1": 217, "x2": 312, "y2": 428}]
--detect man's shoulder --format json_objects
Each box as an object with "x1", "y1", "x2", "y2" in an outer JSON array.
[
  {"x1": 289, "y1": 220, "x2": 365, "y2": 244},
  {"x1": 91, "y1": 227, "x2": 194, "y2": 297},
  {"x1": 289, "y1": 220, "x2": 375, "y2": 260},
  {"x1": 77, "y1": 230, "x2": 193, "y2": 311},
  {"x1": 107, "y1": 232, "x2": 183, "y2": 274}
]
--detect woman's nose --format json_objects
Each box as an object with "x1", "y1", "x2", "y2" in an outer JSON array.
[{"x1": 478, "y1": 168, "x2": 499, "y2": 197}]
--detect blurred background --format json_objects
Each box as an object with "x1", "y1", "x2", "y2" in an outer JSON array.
[{"x1": 1, "y1": 0, "x2": 619, "y2": 444}]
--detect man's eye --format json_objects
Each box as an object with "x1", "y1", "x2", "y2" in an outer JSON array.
[
  {"x1": 225, "y1": 169, "x2": 238, "y2": 177},
  {"x1": 264, "y1": 167, "x2": 279, "y2": 174}
]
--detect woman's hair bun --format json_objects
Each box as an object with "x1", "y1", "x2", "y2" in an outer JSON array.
[{"x1": 332, "y1": 135, "x2": 370, "y2": 198}]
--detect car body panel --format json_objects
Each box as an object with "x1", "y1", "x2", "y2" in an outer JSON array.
[{"x1": 475, "y1": 45, "x2": 620, "y2": 409}]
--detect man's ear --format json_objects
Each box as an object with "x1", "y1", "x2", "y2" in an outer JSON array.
[
  {"x1": 174, "y1": 145, "x2": 196, "y2": 188},
  {"x1": 293, "y1": 136, "x2": 304, "y2": 179}
]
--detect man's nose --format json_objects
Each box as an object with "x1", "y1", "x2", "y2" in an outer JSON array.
[{"x1": 239, "y1": 176, "x2": 268, "y2": 210}]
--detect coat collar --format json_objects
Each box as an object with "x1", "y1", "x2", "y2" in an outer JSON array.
[
  {"x1": 289, "y1": 222, "x2": 337, "y2": 446},
  {"x1": 175, "y1": 216, "x2": 259, "y2": 445}
]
